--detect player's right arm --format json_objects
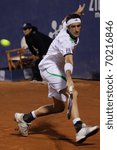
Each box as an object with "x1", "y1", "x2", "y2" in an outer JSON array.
[{"x1": 64, "y1": 54, "x2": 74, "y2": 91}]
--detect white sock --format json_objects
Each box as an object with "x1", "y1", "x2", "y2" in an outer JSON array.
[
  {"x1": 31, "y1": 111, "x2": 37, "y2": 118},
  {"x1": 73, "y1": 118, "x2": 81, "y2": 125}
]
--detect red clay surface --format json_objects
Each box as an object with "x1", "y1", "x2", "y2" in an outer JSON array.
[{"x1": 0, "y1": 79, "x2": 100, "y2": 150}]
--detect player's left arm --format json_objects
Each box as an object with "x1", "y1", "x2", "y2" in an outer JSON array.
[
  {"x1": 74, "y1": 3, "x2": 85, "y2": 16},
  {"x1": 62, "y1": 3, "x2": 85, "y2": 24}
]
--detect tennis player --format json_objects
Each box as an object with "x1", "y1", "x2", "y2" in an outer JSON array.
[{"x1": 15, "y1": 4, "x2": 99, "y2": 144}]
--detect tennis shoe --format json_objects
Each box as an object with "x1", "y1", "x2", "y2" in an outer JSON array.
[
  {"x1": 76, "y1": 123, "x2": 99, "y2": 144},
  {"x1": 14, "y1": 113, "x2": 30, "y2": 137}
]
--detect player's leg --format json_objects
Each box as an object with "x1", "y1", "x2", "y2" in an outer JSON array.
[
  {"x1": 72, "y1": 90, "x2": 99, "y2": 144},
  {"x1": 60, "y1": 88, "x2": 83, "y2": 134},
  {"x1": 60, "y1": 87, "x2": 99, "y2": 144},
  {"x1": 15, "y1": 81, "x2": 66, "y2": 137},
  {"x1": 31, "y1": 97, "x2": 65, "y2": 118},
  {"x1": 15, "y1": 97, "x2": 65, "y2": 136}
]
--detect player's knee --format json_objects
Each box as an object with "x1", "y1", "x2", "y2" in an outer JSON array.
[
  {"x1": 57, "y1": 106, "x2": 65, "y2": 113},
  {"x1": 54, "y1": 101, "x2": 65, "y2": 113},
  {"x1": 57, "y1": 103, "x2": 65, "y2": 112}
]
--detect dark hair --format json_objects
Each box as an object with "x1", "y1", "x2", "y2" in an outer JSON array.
[{"x1": 66, "y1": 14, "x2": 81, "y2": 23}]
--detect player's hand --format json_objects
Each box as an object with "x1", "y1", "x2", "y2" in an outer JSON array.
[
  {"x1": 66, "y1": 79, "x2": 74, "y2": 94},
  {"x1": 75, "y1": 3, "x2": 85, "y2": 16}
]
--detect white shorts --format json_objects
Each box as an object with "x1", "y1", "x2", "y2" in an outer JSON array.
[{"x1": 40, "y1": 67, "x2": 66, "y2": 102}]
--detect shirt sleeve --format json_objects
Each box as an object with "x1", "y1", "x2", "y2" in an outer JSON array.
[{"x1": 58, "y1": 37, "x2": 74, "y2": 57}]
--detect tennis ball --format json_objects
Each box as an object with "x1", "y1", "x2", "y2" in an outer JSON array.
[{"x1": 0, "y1": 39, "x2": 11, "y2": 47}]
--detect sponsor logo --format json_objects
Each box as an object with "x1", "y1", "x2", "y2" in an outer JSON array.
[
  {"x1": 89, "y1": 0, "x2": 100, "y2": 18},
  {"x1": 48, "y1": 20, "x2": 62, "y2": 39}
]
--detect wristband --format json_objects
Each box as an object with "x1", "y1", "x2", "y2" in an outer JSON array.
[{"x1": 64, "y1": 63, "x2": 73, "y2": 74}]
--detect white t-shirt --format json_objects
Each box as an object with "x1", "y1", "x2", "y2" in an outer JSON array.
[{"x1": 39, "y1": 28, "x2": 79, "y2": 71}]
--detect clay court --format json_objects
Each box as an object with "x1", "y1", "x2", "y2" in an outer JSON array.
[{"x1": 0, "y1": 79, "x2": 100, "y2": 150}]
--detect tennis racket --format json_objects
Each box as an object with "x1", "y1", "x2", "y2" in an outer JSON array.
[{"x1": 67, "y1": 86, "x2": 73, "y2": 120}]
